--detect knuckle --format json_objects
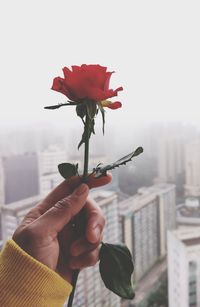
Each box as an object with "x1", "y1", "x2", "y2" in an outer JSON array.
[
  {"x1": 21, "y1": 225, "x2": 38, "y2": 240},
  {"x1": 54, "y1": 197, "x2": 73, "y2": 211},
  {"x1": 13, "y1": 225, "x2": 39, "y2": 247},
  {"x1": 12, "y1": 227, "x2": 22, "y2": 241}
]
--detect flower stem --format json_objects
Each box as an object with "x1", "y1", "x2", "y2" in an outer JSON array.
[
  {"x1": 67, "y1": 270, "x2": 79, "y2": 307},
  {"x1": 67, "y1": 111, "x2": 90, "y2": 307},
  {"x1": 83, "y1": 112, "x2": 90, "y2": 182}
]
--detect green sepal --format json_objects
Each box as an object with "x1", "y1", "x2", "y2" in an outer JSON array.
[
  {"x1": 99, "y1": 242, "x2": 135, "y2": 300},
  {"x1": 58, "y1": 163, "x2": 78, "y2": 179},
  {"x1": 78, "y1": 119, "x2": 95, "y2": 149},
  {"x1": 77, "y1": 101, "x2": 97, "y2": 149},
  {"x1": 98, "y1": 103, "x2": 105, "y2": 134},
  {"x1": 86, "y1": 101, "x2": 97, "y2": 120},
  {"x1": 76, "y1": 104, "x2": 87, "y2": 120}
]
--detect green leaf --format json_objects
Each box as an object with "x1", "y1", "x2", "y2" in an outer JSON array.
[
  {"x1": 44, "y1": 102, "x2": 76, "y2": 110},
  {"x1": 58, "y1": 163, "x2": 78, "y2": 179},
  {"x1": 94, "y1": 147, "x2": 144, "y2": 177},
  {"x1": 133, "y1": 146, "x2": 144, "y2": 156},
  {"x1": 99, "y1": 242, "x2": 135, "y2": 300}
]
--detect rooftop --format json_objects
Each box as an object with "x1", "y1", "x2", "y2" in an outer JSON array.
[
  {"x1": 171, "y1": 226, "x2": 200, "y2": 245},
  {"x1": 119, "y1": 183, "x2": 175, "y2": 216},
  {"x1": 183, "y1": 237, "x2": 200, "y2": 246},
  {"x1": 138, "y1": 183, "x2": 175, "y2": 196},
  {"x1": 1, "y1": 195, "x2": 42, "y2": 212},
  {"x1": 90, "y1": 190, "x2": 117, "y2": 207},
  {"x1": 176, "y1": 198, "x2": 200, "y2": 225}
]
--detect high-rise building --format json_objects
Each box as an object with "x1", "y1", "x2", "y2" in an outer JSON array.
[
  {"x1": 0, "y1": 153, "x2": 39, "y2": 206},
  {"x1": 120, "y1": 183, "x2": 176, "y2": 282},
  {"x1": 156, "y1": 124, "x2": 199, "y2": 184},
  {"x1": 0, "y1": 147, "x2": 67, "y2": 207},
  {"x1": 71, "y1": 190, "x2": 121, "y2": 307},
  {"x1": 1, "y1": 195, "x2": 41, "y2": 244},
  {"x1": 168, "y1": 227, "x2": 200, "y2": 307},
  {"x1": 0, "y1": 158, "x2": 5, "y2": 206},
  {"x1": 185, "y1": 141, "x2": 200, "y2": 197},
  {"x1": 157, "y1": 133, "x2": 185, "y2": 183},
  {"x1": 38, "y1": 146, "x2": 67, "y2": 196}
]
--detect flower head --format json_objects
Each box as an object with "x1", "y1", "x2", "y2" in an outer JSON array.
[{"x1": 52, "y1": 64, "x2": 123, "y2": 107}]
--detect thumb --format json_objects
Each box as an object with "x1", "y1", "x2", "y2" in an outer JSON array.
[{"x1": 36, "y1": 184, "x2": 89, "y2": 233}]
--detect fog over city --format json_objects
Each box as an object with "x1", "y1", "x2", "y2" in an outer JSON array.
[{"x1": 1, "y1": 1, "x2": 200, "y2": 307}]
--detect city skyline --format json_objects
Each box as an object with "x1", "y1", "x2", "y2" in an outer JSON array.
[{"x1": 1, "y1": 120, "x2": 200, "y2": 306}]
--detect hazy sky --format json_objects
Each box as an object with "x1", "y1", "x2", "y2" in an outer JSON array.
[{"x1": 0, "y1": 0, "x2": 200, "y2": 131}]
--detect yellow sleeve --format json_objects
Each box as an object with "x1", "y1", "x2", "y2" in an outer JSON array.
[{"x1": 0, "y1": 239, "x2": 72, "y2": 307}]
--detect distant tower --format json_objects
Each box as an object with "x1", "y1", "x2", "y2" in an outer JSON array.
[
  {"x1": 157, "y1": 134, "x2": 185, "y2": 183},
  {"x1": 185, "y1": 141, "x2": 200, "y2": 197},
  {"x1": 0, "y1": 158, "x2": 5, "y2": 206},
  {"x1": 0, "y1": 153, "x2": 39, "y2": 205},
  {"x1": 38, "y1": 146, "x2": 67, "y2": 196}
]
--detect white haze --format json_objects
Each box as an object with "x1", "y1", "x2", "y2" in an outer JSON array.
[{"x1": 0, "y1": 0, "x2": 200, "y2": 135}]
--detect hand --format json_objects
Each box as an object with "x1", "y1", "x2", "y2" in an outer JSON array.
[{"x1": 12, "y1": 174, "x2": 112, "y2": 284}]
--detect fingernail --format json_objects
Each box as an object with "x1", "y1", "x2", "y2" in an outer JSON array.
[
  {"x1": 92, "y1": 226, "x2": 101, "y2": 242},
  {"x1": 74, "y1": 184, "x2": 88, "y2": 196}
]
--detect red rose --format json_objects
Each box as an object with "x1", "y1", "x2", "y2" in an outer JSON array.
[{"x1": 51, "y1": 64, "x2": 123, "y2": 109}]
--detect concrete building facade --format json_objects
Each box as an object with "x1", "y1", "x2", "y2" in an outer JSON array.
[
  {"x1": 1, "y1": 195, "x2": 41, "y2": 244},
  {"x1": 120, "y1": 183, "x2": 176, "y2": 282},
  {"x1": 168, "y1": 227, "x2": 200, "y2": 307}
]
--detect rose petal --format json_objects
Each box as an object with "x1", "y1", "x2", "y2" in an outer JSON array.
[
  {"x1": 81, "y1": 64, "x2": 107, "y2": 73},
  {"x1": 62, "y1": 67, "x2": 72, "y2": 78},
  {"x1": 106, "y1": 101, "x2": 122, "y2": 109},
  {"x1": 104, "y1": 72, "x2": 114, "y2": 90},
  {"x1": 71, "y1": 65, "x2": 82, "y2": 72},
  {"x1": 51, "y1": 77, "x2": 76, "y2": 101}
]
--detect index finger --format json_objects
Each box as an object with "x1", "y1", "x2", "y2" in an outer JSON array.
[{"x1": 37, "y1": 173, "x2": 112, "y2": 214}]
